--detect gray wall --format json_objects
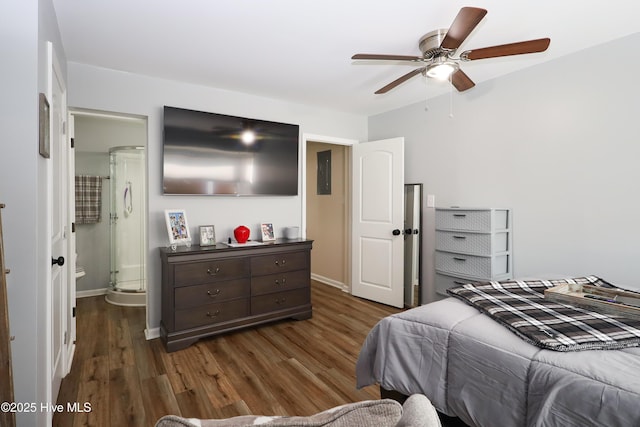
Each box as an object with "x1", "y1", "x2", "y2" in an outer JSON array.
[
  {"x1": 369, "y1": 34, "x2": 640, "y2": 302},
  {"x1": 66, "y1": 63, "x2": 368, "y2": 333}
]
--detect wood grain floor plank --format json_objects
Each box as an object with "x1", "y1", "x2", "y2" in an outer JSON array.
[
  {"x1": 108, "y1": 309, "x2": 135, "y2": 370},
  {"x1": 188, "y1": 342, "x2": 243, "y2": 407},
  {"x1": 140, "y1": 374, "x2": 181, "y2": 424},
  {"x1": 216, "y1": 400, "x2": 252, "y2": 418},
  {"x1": 174, "y1": 387, "x2": 216, "y2": 420},
  {"x1": 159, "y1": 348, "x2": 199, "y2": 394},
  {"x1": 268, "y1": 358, "x2": 345, "y2": 415},
  {"x1": 108, "y1": 365, "x2": 147, "y2": 427},
  {"x1": 131, "y1": 327, "x2": 166, "y2": 381},
  {"x1": 72, "y1": 355, "x2": 109, "y2": 427},
  {"x1": 54, "y1": 281, "x2": 401, "y2": 426},
  {"x1": 316, "y1": 367, "x2": 380, "y2": 402},
  {"x1": 204, "y1": 336, "x2": 289, "y2": 415}
]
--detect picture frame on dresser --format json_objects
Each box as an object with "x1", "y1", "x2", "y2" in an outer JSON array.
[
  {"x1": 165, "y1": 209, "x2": 191, "y2": 246},
  {"x1": 260, "y1": 222, "x2": 275, "y2": 241},
  {"x1": 199, "y1": 225, "x2": 216, "y2": 247}
]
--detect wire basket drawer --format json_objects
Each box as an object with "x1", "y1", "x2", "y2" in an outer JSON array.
[
  {"x1": 435, "y1": 230, "x2": 508, "y2": 255},
  {"x1": 435, "y1": 251, "x2": 509, "y2": 279},
  {"x1": 436, "y1": 208, "x2": 509, "y2": 232}
]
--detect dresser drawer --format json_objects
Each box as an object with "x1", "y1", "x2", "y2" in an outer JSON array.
[
  {"x1": 435, "y1": 251, "x2": 509, "y2": 279},
  {"x1": 436, "y1": 209, "x2": 509, "y2": 232},
  {"x1": 251, "y1": 288, "x2": 310, "y2": 316},
  {"x1": 435, "y1": 273, "x2": 474, "y2": 297},
  {"x1": 175, "y1": 298, "x2": 249, "y2": 330},
  {"x1": 174, "y1": 278, "x2": 250, "y2": 310},
  {"x1": 251, "y1": 251, "x2": 308, "y2": 276},
  {"x1": 435, "y1": 230, "x2": 508, "y2": 255},
  {"x1": 251, "y1": 269, "x2": 309, "y2": 296},
  {"x1": 174, "y1": 258, "x2": 249, "y2": 287}
]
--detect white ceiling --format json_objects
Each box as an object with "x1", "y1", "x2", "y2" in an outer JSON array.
[{"x1": 52, "y1": 0, "x2": 640, "y2": 116}]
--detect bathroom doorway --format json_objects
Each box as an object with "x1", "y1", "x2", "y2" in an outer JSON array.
[{"x1": 71, "y1": 111, "x2": 148, "y2": 311}]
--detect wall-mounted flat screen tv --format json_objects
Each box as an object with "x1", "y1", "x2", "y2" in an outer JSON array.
[{"x1": 163, "y1": 106, "x2": 300, "y2": 196}]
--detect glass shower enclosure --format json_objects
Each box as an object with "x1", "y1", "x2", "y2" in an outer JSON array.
[{"x1": 105, "y1": 146, "x2": 146, "y2": 306}]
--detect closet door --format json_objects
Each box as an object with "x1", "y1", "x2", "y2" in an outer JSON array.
[{"x1": 351, "y1": 137, "x2": 405, "y2": 308}]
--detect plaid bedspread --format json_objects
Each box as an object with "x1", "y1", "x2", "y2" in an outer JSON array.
[{"x1": 447, "y1": 276, "x2": 640, "y2": 351}]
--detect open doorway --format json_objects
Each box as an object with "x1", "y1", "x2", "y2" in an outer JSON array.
[
  {"x1": 70, "y1": 110, "x2": 148, "y2": 318},
  {"x1": 304, "y1": 138, "x2": 352, "y2": 292}
]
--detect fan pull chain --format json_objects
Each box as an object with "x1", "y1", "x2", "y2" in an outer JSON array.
[
  {"x1": 424, "y1": 73, "x2": 429, "y2": 112},
  {"x1": 449, "y1": 74, "x2": 454, "y2": 118}
]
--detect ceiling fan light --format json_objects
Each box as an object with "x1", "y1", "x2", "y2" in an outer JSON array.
[
  {"x1": 241, "y1": 129, "x2": 256, "y2": 144},
  {"x1": 426, "y1": 61, "x2": 459, "y2": 80}
]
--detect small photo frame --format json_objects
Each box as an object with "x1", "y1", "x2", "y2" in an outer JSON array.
[
  {"x1": 260, "y1": 222, "x2": 275, "y2": 242},
  {"x1": 39, "y1": 93, "x2": 50, "y2": 158},
  {"x1": 199, "y1": 225, "x2": 216, "y2": 246},
  {"x1": 165, "y1": 209, "x2": 191, "y2": 246}
]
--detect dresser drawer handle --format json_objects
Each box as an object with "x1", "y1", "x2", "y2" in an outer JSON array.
[
  {"x1": 207, "y1": 267, "x2": 220, "y2": 275},
  {"x1": 274, "y1": 278, "x2": 287, "y2": 286},
  {"x1": 207, "y1": 289, "x2": 221, "y2": 298},
  {"x1": 452, "y1": 235, "x2": 466, "y2": 239},
  {"x1": 453, "y1": 257, "x2": 467, "y2": 262},
  {"x1": 274, "y1": 259, "x2": 287, "y2": 266},
  {"x1": 275, "y1": 297, "x2": 287, "y2": 305},
  {"x1": 206, "y1": 310, "x2": 221, "y2": 318},
  {"x1": 453, "y1": 280, "x2": 467, "y2": 285},
  {"x1": 453, "y1": 214, "x2": 467, "y2": 218}
]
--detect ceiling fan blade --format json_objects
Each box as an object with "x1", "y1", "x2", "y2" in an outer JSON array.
[
  {"x1": 440, "y1": 7, "x2": 487, "y2": 50},
  {"x1": 375, "y1": 68, "x2": 424, "y2": 94},
  {"x1": 352, "y1": 53, "x2": 422, "y2": 61},
  {"x1": 450, "y1": 69, "x2": 475, "y2": 92},
  {"x1": 462, "y1": 38, "x2": 550, "y2": 60}
]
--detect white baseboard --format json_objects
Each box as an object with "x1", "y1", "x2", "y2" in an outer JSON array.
[
  {"x1": 311, "y1": 273, "x2": 347, "y2": 292},
  {"x1": 76, "y1": 288, "x2": 108, "y2": 298},
  {"x1": 145, "y1": 327, "x2": 160, "y2": 340}
]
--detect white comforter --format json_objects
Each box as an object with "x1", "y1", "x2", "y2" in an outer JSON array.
[{"x1": 356, "y1": 297, "x2": 640, "y2": 427}]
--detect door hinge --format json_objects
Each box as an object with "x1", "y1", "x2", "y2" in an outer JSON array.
[
  {"x1": 70, "y1": 137, "x2": 74, "y2": 148},
  {"x1": 72, "y1": 222, "x2": 76, "y2": 233},
  {"x1": 64, "y1": 331, "x2": 68, "y2": 345},
  {"x1": 73, "y1": 307, "x2": 76, "y2": 318},
  {"x1": 62, "y1": 120, "x2": 66, "y2": 135}
]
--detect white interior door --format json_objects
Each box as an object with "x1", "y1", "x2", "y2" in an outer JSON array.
[
  {"x1": 66, "y1": 113, "x2": 76, "y2": 373},
  {"x1": 351, "y1": 137, "x2": 404, "y2": 308},
  {"x1": 50, "y1": 48, "x2": 68, "y2": 405}
]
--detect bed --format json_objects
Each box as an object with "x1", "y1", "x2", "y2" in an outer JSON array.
[{"x1": 355, "y1": 277, "x2": 640, "y2": 427}]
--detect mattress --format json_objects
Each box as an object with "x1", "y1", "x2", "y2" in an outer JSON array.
[{"x1": 355, "y1": 297, "x2": 640, "y2": 427}]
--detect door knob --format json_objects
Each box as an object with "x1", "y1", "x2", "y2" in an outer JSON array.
[
  {"x1": 405, "y1": 228, "x2": 413, "y2": 235},
  {"x1": 392, "y1": 229, "x2": 401, "y2": 236},
  {"x1": 52, "y1": 256, "x2": 65, "y2": 266}
]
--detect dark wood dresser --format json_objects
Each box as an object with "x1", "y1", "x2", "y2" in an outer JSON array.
[{"x1": 160, "y1": 239, "x2": 313, "y2": 352}]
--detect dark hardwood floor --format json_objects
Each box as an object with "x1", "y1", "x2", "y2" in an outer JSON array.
[{"x1": 53, "y1": 281, "x2": 401, "y2": 426}]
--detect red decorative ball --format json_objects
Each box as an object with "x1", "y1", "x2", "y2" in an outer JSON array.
[{"x1": 234, "y1": 225, "x2": 250, "y2": 243}]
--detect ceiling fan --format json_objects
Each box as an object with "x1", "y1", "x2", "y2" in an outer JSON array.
[{"x1": 352, "y1": 7, "x2": 550, "y2": 93}]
